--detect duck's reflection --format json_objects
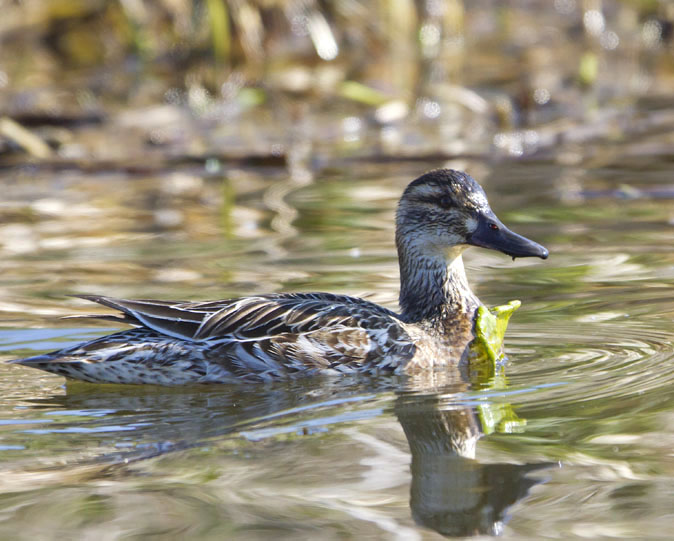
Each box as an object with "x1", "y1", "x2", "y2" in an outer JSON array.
[
  {"x1": 14, "y1": 366, "x2": 550, "y2": 538},
  {"x1": 395, "y1": 390, "x2": 549, "y2": 536}
]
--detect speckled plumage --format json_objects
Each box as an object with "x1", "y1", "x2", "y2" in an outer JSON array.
[{"x1": 11, "y1": 169, "x2": 548, "y2": 384}]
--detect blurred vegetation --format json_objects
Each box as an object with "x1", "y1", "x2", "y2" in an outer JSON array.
[{"x1": 1, "y1": 0, "x2": 674, "y2": 166}]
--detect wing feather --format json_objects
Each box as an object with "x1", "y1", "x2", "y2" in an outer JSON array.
[
  {"x1": 77, "y1": 293, "x2": 407, "y2": 357},
  {"x1": 76, "y1": 295, "x2": 207, "y2": 340},
  {"x1": 27, "y1": 293, "x2": 416, "y2": 381}
]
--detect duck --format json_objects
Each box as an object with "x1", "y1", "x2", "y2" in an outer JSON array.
[{"x1": 10, "y1": 169, "x2": 548, "y2": 385}]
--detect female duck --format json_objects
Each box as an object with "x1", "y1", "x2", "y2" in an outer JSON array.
[{"x1": 12, "y1": 169, "x2": 547, "y2": 384}]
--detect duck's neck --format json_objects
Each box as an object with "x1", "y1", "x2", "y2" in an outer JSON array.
[{"x1": 398, "y1": 245, "x2": 481, "y2": 324}]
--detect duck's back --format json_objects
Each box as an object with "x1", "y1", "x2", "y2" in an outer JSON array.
[{"x1": 12, "y1": 293, "x2": 419, "y2": 384}]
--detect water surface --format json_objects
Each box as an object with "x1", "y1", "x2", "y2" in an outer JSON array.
[{"x1": 1, "y1": 155, "x2": 674, "y2": 539}]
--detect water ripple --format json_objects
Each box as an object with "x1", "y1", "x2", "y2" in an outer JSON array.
[{"x1": 505, "y1": 320, "x2": 674, "y2": 408}]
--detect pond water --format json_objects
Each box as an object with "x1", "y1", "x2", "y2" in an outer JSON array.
[{"x1": 1, "y1": 149, "x2": 674, "y2": 539}]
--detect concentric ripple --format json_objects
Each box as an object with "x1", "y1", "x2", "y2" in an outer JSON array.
[{"x1": 500, "y1": 317, "x2": 674, "y2": 410}]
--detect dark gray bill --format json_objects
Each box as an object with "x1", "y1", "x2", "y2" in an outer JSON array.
[{"x1": 468, "y1": 212, "x2": 548, "y2": 260}]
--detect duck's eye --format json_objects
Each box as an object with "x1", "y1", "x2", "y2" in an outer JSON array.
[
  {"x1": 489, "y1": 223, "x2": 499, "y2": 231},
  {"x1": 438, "y1": 196, "x2": 453, "y2": 209}
]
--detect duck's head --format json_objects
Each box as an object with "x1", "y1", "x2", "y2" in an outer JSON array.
[{"x1": 396, "y1": 169, "x2": 548, "y2": 260}]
